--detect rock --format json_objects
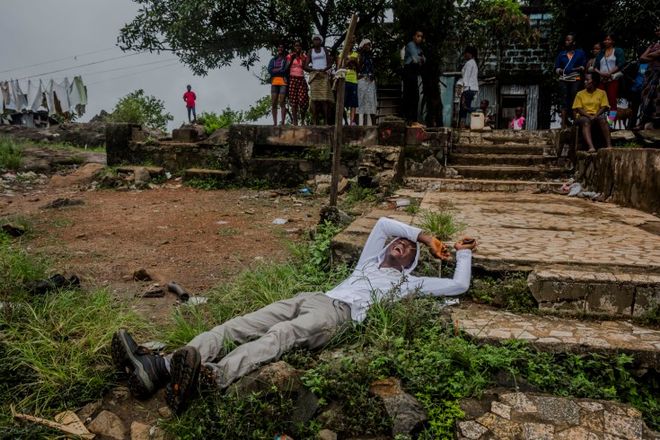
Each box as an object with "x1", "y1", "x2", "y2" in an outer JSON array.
[
  {"x1": 87, "y1": 410, "x2": 126, "y2": 440},
  {"x1": 141, "y1": 284, "x2": 165, "y2": 298},
  {"x1": 458, "y1": 420, "x2": 489, "y2": 439},
  {"x1": 207, "y1": 128, "x2": 229, "y2": 145},
  {"x1": 131, "y1": 421, "x2": 151, "y2": 440},
  {"x1": 42, "y1": 198, "x2": 85, "y2": 209},
  {"x1": 369, "y1": 377, "x2": 427, "y2": 437},
  {"x1": 338, "y1": 177, "x2": 350, "y2": 195},
  {"x1": 610, "y1": 130, "x2": 635, "y2": 142},
  {"x1": 76, "y1": 400, "x2": 102, "y2": 423},
  {"x1": 133, "y1": 268, "x2": 153, "y2": 282},
  {"x1": 1, "y1": 223, "x2": 26, "y2": 237},
  {"x1": 231, "y1": 361, "x2": 319, "y2": 423},
  {"x1": 158, "y1": 406, "x2": 173, "y2": 419},
  {"x1": 319, "y1": 205, "x2": 352, "y2": 226},
  {"x1": 316, "y1": 183, "x2": 331, "y2": 194},
  {"x1": 111, "y1": 385, "x2": 130, "y2": 401},
  {"x1": 133, "y1": 167, "x2": 151, "y2": 188},
  {"x1": 21, "y1": 158, "x2": 51, "y2": 173},
  {"x1": 50, "y1": 163, "x2": 105, "y2": 188},
  {"x1": 318, "y1": 429, "x2": 338, "y2": 440}
]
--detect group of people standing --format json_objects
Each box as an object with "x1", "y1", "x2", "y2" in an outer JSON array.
[
  {"x1": 267, "y1": 35, "x2": 378, "y2": 126},
  {"x1": 555, "y1": 28, "x2": 660, "y2": 132}
]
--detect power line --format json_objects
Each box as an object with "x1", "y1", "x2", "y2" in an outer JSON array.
[
  {"x1": 78, "y1": 58, "x2": 179, "y2": 77},
  {"x1": 86, "y1": 61, "x2": 182, "y2": 85},
  {"x1": 0, "y1": 47, "x2": 117, "y2": 74},
  {"x1": 15, "y1": 53, "x2": 144, "y2": 80}
]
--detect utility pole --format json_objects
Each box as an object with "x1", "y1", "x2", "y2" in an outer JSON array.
[{"x1": 329, "y1": 14, "x2": 358, "y2": 207}]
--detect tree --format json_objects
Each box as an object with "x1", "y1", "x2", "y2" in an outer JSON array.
[
  {"x1": 196, "y1": 96, "x2": 272, "y2": 134},
  {"x1": 456, "y1": 0, "x2": 538, "y2": 74},
  {"x1": 109, "y1": 89, "x2": 173, "y2": 130},
  {"x1": 119, "y1": 0, "x2": 391, "y2": 75}
]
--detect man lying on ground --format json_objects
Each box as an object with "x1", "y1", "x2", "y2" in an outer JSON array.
[{"x1": 112, "y1": 217, "x2": 477, "y2": 413}]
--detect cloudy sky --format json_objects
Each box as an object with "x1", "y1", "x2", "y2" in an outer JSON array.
[{"x1": 0, "y1": 0, "x2": 268, "y2": 130}]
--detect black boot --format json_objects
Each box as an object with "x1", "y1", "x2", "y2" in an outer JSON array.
[
  {"x1": 166, "y1": 346, "x2": 202, "y2": 414},
  {"x1": 111, "y1": 329, "x2": 170, "y2": 399}
]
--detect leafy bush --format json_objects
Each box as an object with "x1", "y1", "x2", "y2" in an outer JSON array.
[
  {"x1": 0, "y1": 137, "x2": 22, "y2": 170},
  {"x1": 109, "y1": 89, "x2": 173, "y2": 130},
  {"x1": 197, "y1": 96, "x2": 271, "y2": 135}
]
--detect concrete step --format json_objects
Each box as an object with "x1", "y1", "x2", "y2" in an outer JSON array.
[
  {"x1": 182, "y1": 168, "x2": 232, "y2": 181},
  {"x1": 528, "y1": 267, "x2": 660, "y2": 318},
  {"x1": 453, "y1": 143, "x2": 547, "y2": 155},
  {"x1": 450, "y1": 153, "x2": 550, "y2": 166},
  {"x1": 116, "y1": 165, "x2": 164, "y2": 176},
  {"x1": 451, "y1": 303, "x2": 660, "y2": 368},
  {"x1": 405, "y1": 177, "x2": 563, "y2": 193},
  {"x1": 451, "y1": 165, "x2": 567, "y2": 180}
]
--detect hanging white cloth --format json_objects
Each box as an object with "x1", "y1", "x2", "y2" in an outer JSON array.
[
  {"x1": 26, "y1": 79, "x2": 44, "y2": 112},
  {"x1": 45, "y1": 79, "x2": 56, "y2": 115},
  {"x1": 0, "y1": 81, "x2": 12, "y2": 110},
  {"x1": 12, "y1": 80, "x2": 28, "y2": 112},
  {"x1": 68, "y1": 76, "x2": 87, "y2": 116},
  {"x1": 52, "y1": 78, "x2": 70, "y2": 113}
]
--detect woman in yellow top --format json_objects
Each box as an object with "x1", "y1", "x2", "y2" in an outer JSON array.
[
  {"x1": 268, "y1": 45, "x2": 291, "y2": 126},
  {"x1": 572, "y1": 72, "x2": 612, "y2": 152}
]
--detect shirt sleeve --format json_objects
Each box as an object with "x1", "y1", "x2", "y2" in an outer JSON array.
[
  {"x1": 356, "y1": 217, "x2": 422, "y2": 269},
  {"x1": 572, "y1": 93, "x2": 582, "y2": 110},
  {"x1": 400, "y1": 250, "x2": 472, "y2": 297}
]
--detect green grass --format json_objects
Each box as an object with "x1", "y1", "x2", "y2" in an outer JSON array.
[
  {"x1": 342, "y1": 184, "x2": 378, "y2": 209},
  {"x1": 0, "y1": 137, "x2": 23, "y2": 170},
  {"x1": 469, "y1": 272, "x2": 537, "y2": 312},
  {"x1": 0, "y1": 230, "x2": 146, "y2": 437},
  {"x1": 418, "y1": 209, "x2": 465, "y2": 241}
]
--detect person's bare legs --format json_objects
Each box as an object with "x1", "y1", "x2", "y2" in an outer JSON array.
[
  {"x1": 578, "y1": 117, "x2": 597, "y2": 152},
  {"x1": 271, "y1": 92, "x2": 279, "y2": 126},
  {"x1": 279, "y1": 94, "x2": 286, "y2": 125},
  {"x1": 597, "y1": 118, "x2": 612, "y2": 148}
]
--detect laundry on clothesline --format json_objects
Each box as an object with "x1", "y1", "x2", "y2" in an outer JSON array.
[{"x1": 0, "y1": 76, "x2": 88, "y2": 117}]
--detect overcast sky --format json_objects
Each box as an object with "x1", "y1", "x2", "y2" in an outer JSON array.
[{"x1": 0, "y1": 0, "x2": 268, "y2": 130}]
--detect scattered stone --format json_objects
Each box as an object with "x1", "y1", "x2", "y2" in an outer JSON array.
[
  {"x1": 186, "y1": 296, "x2": 208, "y2": 305},
  {"x1": 76, "y1": 400, "x2": 102, "y2": 423},
  {"x1": 130, "y1": 421, "x2": 151, "y2": 440},
  {"x1": 158, "y1": 406, "x2": 173, "y2": 419},
  {"x1": 133, "y1": 268, "x2": 153, "y2": 282},
  {"x1": 50, "y1": 163, "x2": 105, "y2": 188},
  {"x1": 42, "y1": 198, "x2": 85, "y2": 209},
  {"x1": 1, "y1": 223, "x2": 26, "y2": 237},
  {"x1": 87, "y1": 410, "x2": 126, "y2": 440},
  {"x1": 111, "y1": 385, "x2": 130, "y2": 401},
  {"x1": 272, "y1": 218, "x2": 288, "y2": 225},
  {"x1": 369, "y1": 377, "x2": 427, "y2": 437},
  {"x1": 318, "y1": 429, "x2": 338, "y2": 440},
  {"x1": 133, "y1": 167, "x2": 151, "y2": 188},
  {"x1": 232, "y1": 361, "x2": 319, "y2": 423},
  {"x1": 338, "y1": 177, "x2": 350, "y2": 195},
  {"x1": 458, "y1": 420, "x2": 489, "y2": 439}
]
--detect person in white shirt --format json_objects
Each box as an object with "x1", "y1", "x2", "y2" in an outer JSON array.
[
  {"x1": 112, "y1": 217, "x2": 476, "y2": 413},
  {"x1": 457, "y1": 46, "x2": 479, "y2": 128}
]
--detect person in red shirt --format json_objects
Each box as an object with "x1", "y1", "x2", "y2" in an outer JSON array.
[{"x1": 183, "y1": 85, "x2": 197, "y2": 123}]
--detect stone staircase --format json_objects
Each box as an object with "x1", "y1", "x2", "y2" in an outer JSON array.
[{"x1": 449, "y1": 129, "x2": 568, "y2": 181}]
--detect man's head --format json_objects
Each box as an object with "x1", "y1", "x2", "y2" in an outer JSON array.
[
  {"x1": 294, "y1": 41, "x2": 302, "y2": 52},
  {"x1": 413, "y1": 31, "x2": 423, "y2": 45},
  {"x1": 359, "y1": 39, "x2": 372, "y2": 52},
  {"x1": 565, "y1": 33, "x2": 576, "y2": 50},
  {"x1": 480, "y1": 99, "x2": 489, "y2": 111},
  {"x1": 585, "y1": 72, "x2": 600, "y2": 91},
  {"x1": 515, "y1": 107, "x2": 524, "y2": 117},
  {"x1": 383, "y1": 237, "x2": 417, "y2": 270},
  {"x1": 463, "y1": 46, "x2": 477, "y2": 60},
  {"x1": 276, "y1": 44, "x2": 285, "y2": 56},
  {"x1": 603, "y1": 33, "x2": 615, "y2": 48},
  {"x1": 186, "y1": 85, "x2": 191, "y2": 91},
  {"x1": 312, "y1": 35, "x2": 323, "y2": 48}
]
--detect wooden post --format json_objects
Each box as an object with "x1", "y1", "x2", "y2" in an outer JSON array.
[{"x1": 329, "y1": 14, "x2": 358, "y2": 207}]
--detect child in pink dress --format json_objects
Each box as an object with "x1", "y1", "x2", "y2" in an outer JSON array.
[{"x1": 509, "y1": 107, "x2": 526, "y2": 130}]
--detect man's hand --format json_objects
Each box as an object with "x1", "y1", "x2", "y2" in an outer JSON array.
[
  {"x1": 429, "y1": 237, "x2": 451, "y2": 261},
  {"x1": 455, "y1": 237, "x2": 477, "y2": 251}
]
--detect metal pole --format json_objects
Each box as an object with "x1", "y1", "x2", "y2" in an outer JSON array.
[{"x1": 329, "y1": 14, "x2": 358, "y2": 207}]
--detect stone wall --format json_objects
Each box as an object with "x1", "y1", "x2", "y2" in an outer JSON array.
[
  {"x1": 0, "y1": 122, "x2": 108, "y2": 147},
  {"x1": 575, "y1": 148, "x2": 660, "y2": 213}
]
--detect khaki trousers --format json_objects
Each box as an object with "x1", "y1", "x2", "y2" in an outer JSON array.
[{"x1": 185, "y1": 293, "x2": 351, "y2": 388}]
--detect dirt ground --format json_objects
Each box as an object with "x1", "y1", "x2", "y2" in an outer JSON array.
[{"x1": 0, "y1": 168, "x2": 325, "y2": 321}]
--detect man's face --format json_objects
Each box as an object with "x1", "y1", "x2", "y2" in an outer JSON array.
[
  {"x1": 585, "y1": 75, "x2": 594, "y2": 90},
  {"x1": 414, "y1": 32, "x2": 423, "y2": 44},
  {"x1": 294, "y1": 42, "x2": 302, "y2": 52},
  {"x1": 387, "y1": 238, "x2": 417, "y2": 268},
  {"x1": 565, "y1": 35, "x2": 574, "y2": 48},
  {"x1": 313, "y1": 37, "x2": 322, "y2": 47},
  {"x1": 592, "y1": 44, "x2": 601, "y2": 55}
]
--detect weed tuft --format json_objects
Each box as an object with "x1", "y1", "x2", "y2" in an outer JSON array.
[
  {"x1": 0, "y1": 137, "x2": 23, "y2": 170},
  {"x1": 418, "y1": 209, "x2": 465, "y2": 241}
]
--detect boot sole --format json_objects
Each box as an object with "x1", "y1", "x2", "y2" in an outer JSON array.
[
  {"x1": 166, "y1": 347, "x2": 201, "y2": 414},
  {"x1": 111, "y1": 330, "x2": 154, "y2": 395}
]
